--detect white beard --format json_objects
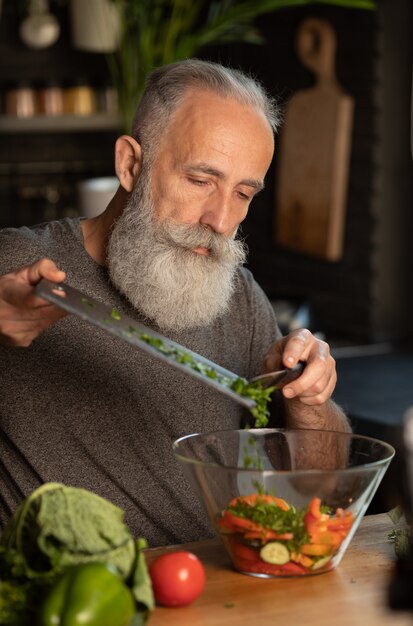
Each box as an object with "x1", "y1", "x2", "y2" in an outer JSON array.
[{"x1": 106, "y1": 170, "x2": 247, "y2": 332}]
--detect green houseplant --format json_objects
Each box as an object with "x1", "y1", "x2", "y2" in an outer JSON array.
[{"x1": 107, "y1": 0, "x2": 377, "y2": 132}]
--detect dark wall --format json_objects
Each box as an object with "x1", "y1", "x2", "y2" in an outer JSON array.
[
  {"x1": 202, "y1": 2, "x2": 413, "y2": 344},
  {"x1": 0, "y1": 0, "x2": 412, "y2": 344}
]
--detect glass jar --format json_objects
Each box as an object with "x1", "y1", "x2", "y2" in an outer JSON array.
[
  {"x1": 37, "y1": 82, "x2": 64, "y2": 116},
  {"x1": 97, "y1": 84, "x2": 118, "y2": 115},
  {"x1": 5, "y1": 83, "x2": 37, "y2": 118},
  {"x1": 64, "y1": 82, "x2": 97, "y2": 116}
]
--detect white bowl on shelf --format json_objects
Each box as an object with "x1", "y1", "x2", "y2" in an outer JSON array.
[{"x1": 77, "y1": 176, "x2": 119, "y2": 218}]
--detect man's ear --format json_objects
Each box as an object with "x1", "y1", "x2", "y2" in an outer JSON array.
[{"x1": 115, "y1": 135, "x2": 142, "y2": 192}]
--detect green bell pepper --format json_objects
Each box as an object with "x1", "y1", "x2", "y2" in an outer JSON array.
[{"x1": 36, "y1": 562, "x2": 135, "y2": 626}]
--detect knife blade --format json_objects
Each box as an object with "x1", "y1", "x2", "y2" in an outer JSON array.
[{"x1": 36, "y1": 278, "x2": 258, "y2": 409}]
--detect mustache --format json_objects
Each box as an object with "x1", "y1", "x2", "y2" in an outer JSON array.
[{"x1": 154, "y1": 220, "x2": 248, "y2": 264}]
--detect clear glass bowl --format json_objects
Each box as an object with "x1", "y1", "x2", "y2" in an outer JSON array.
[{"x1": 173, "y1": 428, "x2": 395, "y2": 578}]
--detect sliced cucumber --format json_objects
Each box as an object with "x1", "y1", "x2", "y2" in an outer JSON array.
[
  {"x1": 312, "y1": 555, "x2": 331, "y2": 570},
  {"x1": 259, "y1": 542, "x2": 290, "y2": 565}
]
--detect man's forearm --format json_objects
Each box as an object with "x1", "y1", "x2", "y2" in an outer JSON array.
[{"x1": 283, "y1": 397, "x2": 352, "y2": 433}]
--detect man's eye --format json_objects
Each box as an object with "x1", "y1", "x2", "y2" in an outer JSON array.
[
  {"x1": 189, "y1": 178, "x2": 207, "y2": 186},
  {"x1": 238, "y1": 191, "x2": 251, "y2": 201}
]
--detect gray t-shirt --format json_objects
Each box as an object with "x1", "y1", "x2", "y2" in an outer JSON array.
[{"x1": 0, "y1": 218, "x2": 281, "y2": 546}]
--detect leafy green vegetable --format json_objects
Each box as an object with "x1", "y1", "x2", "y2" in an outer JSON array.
[
  {"x1": 0, "y1": 580, "x2": 32, "y2": 626},
  {"x1": 0, "y1": 483, "x2": 135, "y2": 579},
  {"x1": 130, "y1": 538, "x2": 155, "y2": 618},
  {"x1": 387, "y1": 506, "x2": 413, "y2": 559},
  {"x1": 0, "y1": 483, "x2": 153, "y2": 626},
  {"x1": 388, "y1": 529, "x2": 412, "y2": 559}
]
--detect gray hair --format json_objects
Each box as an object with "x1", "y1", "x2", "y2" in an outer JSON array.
[{"x1": 131, "y1": 58, "x2": 280, "y2": 163}]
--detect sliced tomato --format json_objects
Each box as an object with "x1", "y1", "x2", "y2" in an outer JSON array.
[
  {"x1": 230, "y1": 541, "x2": 260, "y2": 563},
  {"x1": 217, "y1": 515, "x2": 237, "y2": 533},
  {"x1": 304, "y1": 511, "x2": 319, "y2": 534},
  {"x1": 233, "y1": 558, "x2": 308, "y2": 576},
  {"x1": 308, "y1": 497, "x2": 322, "y2": 518},
  {"x1": 276, "y1": 560, "x2": 308, "y2": 575},
  {"x1": 222, "y1": 511, "x2": 263, "y2": 532},
  {"x1": 229, "y1": 494, "x2": 289, "y2": 511},
  {"x1": 243, "y1": 530, "x2": 294, "y2": 541}
]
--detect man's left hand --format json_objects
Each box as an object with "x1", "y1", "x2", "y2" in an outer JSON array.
[{"x1": 263, "y1": 329, "x2": 336, "y2": 406}]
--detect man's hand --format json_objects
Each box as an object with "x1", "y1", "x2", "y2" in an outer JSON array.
[
  {"x1": 263, "y1": 329, "x2": 350, "y2": 432},
  {"x1": 264, "y1": 328, "x2": 336, "y2": 406},
  {"x1": 0, "y1": 259, "x2": 67, "y2": 347}
]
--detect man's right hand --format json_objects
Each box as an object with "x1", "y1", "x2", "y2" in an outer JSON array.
[{"x1": 0, "y1": 258, "x2": 67, "y2": 347}]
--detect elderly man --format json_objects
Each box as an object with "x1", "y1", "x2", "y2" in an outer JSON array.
[{"x1": 0, "y1": 59, "x2": 349, "y2": 546}]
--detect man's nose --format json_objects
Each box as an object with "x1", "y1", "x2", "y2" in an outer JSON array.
[{"x1": 199, "y1": 191, "x2": 242, "y2": 235}]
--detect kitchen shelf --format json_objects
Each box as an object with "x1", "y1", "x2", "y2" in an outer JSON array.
[{"x1": 0, "y1": 113, "x2": 121, "y2": 134}]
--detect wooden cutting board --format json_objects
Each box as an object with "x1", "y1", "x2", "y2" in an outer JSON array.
[{"x1": 275, "y1": 17, "x2": 354, "y2": 261}]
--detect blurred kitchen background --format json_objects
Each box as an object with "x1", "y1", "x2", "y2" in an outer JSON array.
[{"x1": 0, "y1": 0, "x2": 412, "y2": 511}]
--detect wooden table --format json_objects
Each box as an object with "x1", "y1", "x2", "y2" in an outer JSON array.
[{"x1": 145, "y1": 513, "x2": 412, "y2": 626}]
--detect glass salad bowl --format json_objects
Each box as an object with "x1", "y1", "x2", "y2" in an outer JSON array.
[{"x1": 173, "y1": 428, "x2": 395, "y2": 578}]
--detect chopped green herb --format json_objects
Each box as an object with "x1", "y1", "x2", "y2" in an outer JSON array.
[
  {"x1": 243, "y1": 435, "x2": 264, "y2": 470},
  {"x1": 137, "y1": 333, "x2": 276, "y2": 426},
  {"x1": 251, "y1": 480, "x2": 265, "y2": 495},
  {"x1": 230, "y1": 378, "x2": 276, "y2": 428},
  {"x1": 80, "y1": 297, "x2": 96, "y2": 308},
  {"x1": 227, "y1": 498, "x2": 309, "y2": 553},
  {"x1": 111, "y1": 308, "x2": 122, "y2": 320},
  {"x1": 89, "y1": 314, "x2": 276, "y2": 426}
]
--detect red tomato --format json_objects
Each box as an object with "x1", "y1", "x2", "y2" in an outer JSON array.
[{"x1": 149, "y1": 551, "x2": 206, "y2": 607}]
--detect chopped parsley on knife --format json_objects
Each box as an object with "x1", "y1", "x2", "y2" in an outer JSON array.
[
  {"x1": 85, "y1": 300, "x2": 276, "y2": 428},
  {"x1": 138, "y1": 332, "x2": 276, "y2": 428}
]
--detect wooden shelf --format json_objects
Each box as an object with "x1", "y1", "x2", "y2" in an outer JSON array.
[{"x1": 0, "y1": 113, "x2": 121, "y2": 134}]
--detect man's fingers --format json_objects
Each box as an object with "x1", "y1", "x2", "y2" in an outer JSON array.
[
  {"x1": 284, "y1": 369, "x2": 337, "y2": 406},
  {"x1": 281, "y1": 329, "x2": 315, "y2": 367},
  {"x1": 26, "y1": 258, "x2": 66, "y2": 286},
  {"x1": 282, "y1": 355, "x2": 336, "y2": 401},
  {"x1": 0, "y1": 259, "x2": 67, "y2": 347},
  {"x1": 1, "y1": 317, "x2": 58, "y2": 347},
  {"x1": 13, "y1": 259, "x2": 66, "y2": 309}
]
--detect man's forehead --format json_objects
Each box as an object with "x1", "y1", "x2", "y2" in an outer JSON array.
[
  {"x1": 166, "y1": 89, "x2": 272, "y2": 144},
  {"x1": 171, "y1": 87, "x2": 262, "y2": 126},
  {"x1": 154, "y1": 87, "x2": 274, "y2": 177}
]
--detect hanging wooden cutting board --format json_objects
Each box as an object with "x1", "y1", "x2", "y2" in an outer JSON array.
[{"x1": 275, "y1": 17, "x2": 354, "y2": 261}]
